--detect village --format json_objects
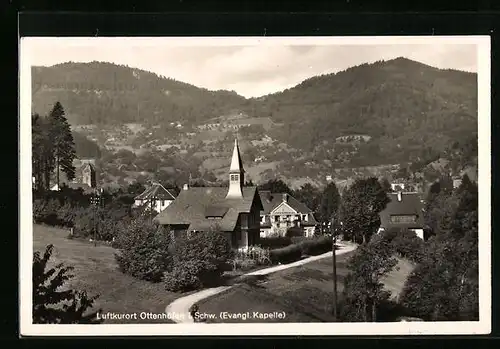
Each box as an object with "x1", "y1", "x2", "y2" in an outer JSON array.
[
  {"x1": 31, "y1": 120, "x2": 478, "y2": 325},
  {"x1": 27, "y1": 40, "x2": 481, "y2": 330}
]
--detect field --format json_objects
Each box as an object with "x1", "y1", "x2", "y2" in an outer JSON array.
[
  {"x1": 32, "y1": 224, "x2": 181, "y2": 324},
  {"x1": 196, "y1": 252, "x2": 415, "y2": 323}
]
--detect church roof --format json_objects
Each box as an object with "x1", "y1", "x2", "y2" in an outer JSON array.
[
  {"x1": 229, "y1": 138, "x2": 245, "y2": 173},
  {"x1": 379, "y1": 192, "x2": 425, "y2": 230},
  {"x1": 154, "y1": 186, "x2": 263, "y2": 232},
  {"x1": 134, "y1": 183, "x2": 177, "y2": 201}
]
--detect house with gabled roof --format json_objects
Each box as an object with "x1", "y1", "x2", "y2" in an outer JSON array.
[
  {"x1": 259, "y1": 191, "x2": 318, "y2": 238},
  {"x1": 154, "y1": 139, "x2": 263, "y2": 250},
  {"x1": 134, "y1": 182, "x2": 177, "y2": 213},
  {"x1": 377, "y1": 191, "x2": 426, "y2": 240}
]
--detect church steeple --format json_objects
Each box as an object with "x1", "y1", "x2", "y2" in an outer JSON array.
[{"x1": 226, "y1": 138, "x2": 245, "y2": 198}]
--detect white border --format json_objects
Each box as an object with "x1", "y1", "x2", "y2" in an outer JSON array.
[{"x1": 19, "y1": 36, "x2": 491, "y2": 336}]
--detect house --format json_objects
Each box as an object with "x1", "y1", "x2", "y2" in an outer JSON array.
[
  {"x1": 50, "y1": 159, "x2": 97, "y2": 194},
  {"x1": 154, "y1": 139, "x2": 263, "y2": 250},
  {"x1": 259, "y1": 191, "x2": 318, "y2": 238},
  {"x1": 133, "y1": 182, "x2": 177, "y2": 213},
  {"x1": 378, "y1": 192, "x2": 425, "y2": 240}
]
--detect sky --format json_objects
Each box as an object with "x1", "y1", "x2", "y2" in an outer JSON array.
[{"x1": 23, "y1": 37, "x2": 479, "y2": 98}]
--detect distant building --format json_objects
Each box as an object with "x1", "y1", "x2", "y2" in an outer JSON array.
[
  {"x1": 259, "y1": 191, "x2": 318, "y2": 238},
  {"x1": 453, "y1": 178, "x2": 463, "y2": 189},
  {"x1": 378, "y1": 192, "x2": 425, "y2": 240},
  {"x1": 133, "y1": 182, "x2": 177, "y2": 213},
  {"x1": 50, "y1": 159, "x2": 97, "y2": 194},
  {"x1": 391, "y1": 182, "x2": 405, "y2": 191},
  {"x1": 154, "y1": 139, "x2": 263, "y2": 250}
]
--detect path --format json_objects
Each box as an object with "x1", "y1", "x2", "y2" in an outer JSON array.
[{"x1": 165, "y1": 242, "x2": 357, "y2": 323}]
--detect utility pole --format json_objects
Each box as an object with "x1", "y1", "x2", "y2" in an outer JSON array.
[{"x1": 331, "y1": 216, "x2": 338, "y2": 321}]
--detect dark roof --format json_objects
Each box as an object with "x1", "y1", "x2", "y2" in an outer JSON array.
[
  {"x1": 204, "y1": 206, "x2": 229, "y2": 218},
  {"x1": 154, "y1": 186, "x2": 263, "y2": 232},
  {"x1": 135, "y1": 183, "x2": 177, "y2": 201},
  {"x1": 380, "y1": 192, "x2": 425, "y2": 230}
]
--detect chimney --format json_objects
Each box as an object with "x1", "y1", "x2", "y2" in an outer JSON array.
[
  {"x1": 282, "y1": 193, "x2": 288, "y2": 202},
  {"x1": 397, "y1": 191, "x2": 402, "y2": 202},
  {"x1": 183, "y1": 183, "x2": 189, "y2": 191}
]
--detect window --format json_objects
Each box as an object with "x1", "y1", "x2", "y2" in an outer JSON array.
[
  {"x1": 302, "y1": 214, "x2": 307, "y2": 221},
  {"x1": 389, "y1": 215, "x2": 417, "y2": 224},
  {"x1": 230, "y1": 174, "x2": 239, "y2": 182}
]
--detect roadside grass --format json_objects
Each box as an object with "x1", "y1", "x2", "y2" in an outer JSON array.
[
  {"x1": 196, "y1": 251, "x2": 415, "y2": 323},
  {"x1": 32, "y1": 224, "x2": 182, "y2": 324}
]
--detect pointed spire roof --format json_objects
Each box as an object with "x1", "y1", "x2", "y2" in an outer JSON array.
[{"x1": 229, "y1": 138, "x2": 244, "y2": 174}]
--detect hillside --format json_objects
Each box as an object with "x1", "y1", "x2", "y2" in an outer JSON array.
[
  {"x1": 32, "y1": 61, "x2": 246, "y2": 126},
  {"x1": 245, "y1": 57, "x2": 477, "y2": 163},
  {"x1": 31, "y1": 58, "x2": 478, "y2": 188}
]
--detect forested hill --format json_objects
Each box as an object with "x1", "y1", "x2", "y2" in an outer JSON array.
[
  {"x1": 32, "y1": 58, "x2": 478, "y2": 182},
  {"x1": 32, "y1": 61, "x2": 246, "y2": 126},
  {"x1": 244, "y1": 57, "x2": 477, "y2": 161}
]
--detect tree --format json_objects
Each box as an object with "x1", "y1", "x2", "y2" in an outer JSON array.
[
  {"x1": 258, "y1": 179, "x2": 294, "y2": 195},
  {"x1": 317, "y1": 182, "x2": 341, "y2": 229},
  {"x1": 339, "y1": 177, "x2": 390, "y2": 243},
  {"x1": 400, "y1": 175, "x2": 478, "y2": 321},
  {"x1": 114, "y1": 217, "x2": 173, "y2": 282},
  {"x1": 49, "y1": 102, "x2": 76, "y2": 188},
  {"x1": 340, "y1": 235, "x2": 398, "y2": 322},
  {"x1": 33, "y1": 244, "x2": 102, "y2": 324},
  {"x1": 379, "y1": 177, "x2": 392, "y2": 193},
  {"x1": 32, "y1": 114, "x2": 55, "y2": 192},
  {"x1": 294, "y1": 183, "x2": 321, "y2": 214}
]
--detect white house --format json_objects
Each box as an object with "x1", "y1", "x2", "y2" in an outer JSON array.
[
  {"x1": 133, "y1": 182, "x2": 177, "y2": 213},
  {"x1": 259, "y1": 191, "x2": 318, "y2": 238}
]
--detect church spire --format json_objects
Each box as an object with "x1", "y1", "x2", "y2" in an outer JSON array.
[{"x1": 226, "y1": 138, "x2": 245, "y2": 199}]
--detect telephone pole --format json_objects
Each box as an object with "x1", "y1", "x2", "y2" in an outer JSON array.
[{"x1": 331, "y1": 216, "x2": 338, "y2": 321}]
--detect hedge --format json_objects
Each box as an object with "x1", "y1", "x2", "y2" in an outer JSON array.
[
  {"x1": 298, "y1": 236, "x2": 333, "y2": 256},
  {"x1": 259, "y1": 236, "x2": 292, "y2": 250},
  {"x1": 269, "y1": 244, "x2": 303, "y2": 264}
]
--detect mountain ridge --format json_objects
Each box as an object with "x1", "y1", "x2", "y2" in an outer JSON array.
[{"x1": 31, "y1": 57, "x2": 478, "y2": 188}]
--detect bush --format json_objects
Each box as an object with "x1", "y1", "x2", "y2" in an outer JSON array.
[
  {"x1": 285, "y1": 226, "x2": 305, "y2": 238},
  {"x1": 299, "y1": 236, "x2": 332, "y2": 256},
  {"x1": 231, "y1": 257, "x2": 258, "y2": 271},
  {"x1": 114, "y1": 218, "x2": 172, "y2": 282},
  {"x1": 33, "y1": 199, "x2": 62, "y2": 226},
  {"x1": 259, "y1": 236, "x2": 292, "y2": 250},
  {"x1": 269, "y1": 244, "x2": 303, "y2": 264},
  {"x1": 33, "y1": 244, "x2": 102, "y2": 324},
  {"x1": 231, "y1": 246, "x2": 271, "y2": 271},
  {"x1": 163, "y1": 230, "x2": 232, "y2": 292},
  {"x1": 381, "y1": 228, "x2": 425, "y2": 263}
]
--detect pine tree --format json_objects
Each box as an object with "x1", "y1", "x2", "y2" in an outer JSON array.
[
  {"x1": 317, "y1": 182, "x2": 341, "y2": 228},
  {"x1": 32, "y1": 114, "x2": 55, "y2": 191},
  {"x1": 49, "y1": 102, "x2": 76, "y2": 188},
  {"x1": 33, "y1": 244, "x2": 102, "y2": 324}
]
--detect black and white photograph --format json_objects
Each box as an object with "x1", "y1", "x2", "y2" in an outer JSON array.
[{"x1": 19, "y1": 36, "x2": 490, "y2": 336}]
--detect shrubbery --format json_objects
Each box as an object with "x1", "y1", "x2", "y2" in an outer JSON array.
[
  {"x1": 269, "y1": 244, "x2": 303, "y2": 264},
  {"x1": 285, "y1": 226, "x2": 305, "y2": 238},
  {"x1": 163, "y1": 230, "x2": 233, "y2": 292},
  {"x1": 231, "y1": 246, "x2": 271, "y2": 271},
  {"x1": 299, "y1": 236, "x2": 333, "y2": 256},
  {"x1": 259, "y1": 235, "x2": 292, "y2": 250},
  {"x1": 381, "y1": 228, "x2": 425, "y2": 263},
  {"x1": 114, "y1": 218, "x2": 172, "y2": 282}
]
